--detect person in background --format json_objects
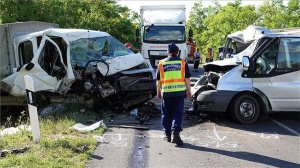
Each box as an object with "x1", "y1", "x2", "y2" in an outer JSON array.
[
  {"x1": 193, "y1": 48, "x2": 201, "y2": 71},
  {"x1": 156, "y1": 42, "x2": 192, "y2": 146},
  {"x1": 218, "y1": 50, "x2": 224, "y2": 60},
  {"x1": 208, "y1": 48, "x2": 214, "y2": 62},
  {"x1": 125, "y1": 42, "x2": 133, "y2": 52}
]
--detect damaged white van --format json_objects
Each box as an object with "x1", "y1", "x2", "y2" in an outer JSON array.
[
  {"x1": 192, "y1": 27, "x2": 300, "y2": 124},
  {"x1": 0, "y1": 22, "x2": 156, "y2": 112}
]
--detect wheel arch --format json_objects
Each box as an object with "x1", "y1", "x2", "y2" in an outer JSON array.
[
  {"x1": 226, "y1": 90, "x2": 268, "y2": 120},
  {"x1": 253, "y1": 88, "x2": 272, "y2": 120}
]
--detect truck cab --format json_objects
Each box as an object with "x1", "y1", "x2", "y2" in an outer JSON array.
[
  {"x1": 192, "y1": 27, "x2": 300, "y2": 124},
  {"x1": 138, "y1": 5, "x2": 192, "y2": 69}
]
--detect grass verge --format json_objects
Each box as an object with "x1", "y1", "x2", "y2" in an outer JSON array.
[{"x1": 0, "y1": 104, "x2": 108, "y2": 168}]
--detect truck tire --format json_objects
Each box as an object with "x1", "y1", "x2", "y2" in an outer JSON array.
[{"x1": 231, "y1": 94, "x2": 260, "y2": 124}]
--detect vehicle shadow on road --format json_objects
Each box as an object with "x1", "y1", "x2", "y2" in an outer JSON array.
[{"x1": 177, "y1": 143, "x2": 300, "y2": 167}]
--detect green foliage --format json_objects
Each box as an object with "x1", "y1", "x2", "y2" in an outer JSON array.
[
  {"x1": 1, "y1": 0, "x2": 300, "y2": 57},
  {"x1": 0, "y1": 105, "x2": 105, "y2": 168},
  {"x1": 187, "y1": 0, "x2": 300, "y2": 58},
  {"x1": 0, "y1": 0, "x2": 138, "y2": 47}
]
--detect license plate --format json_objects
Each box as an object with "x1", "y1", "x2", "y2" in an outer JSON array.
[{"x1": 150, "y1": 51, "x2": 167, "y2": 56}]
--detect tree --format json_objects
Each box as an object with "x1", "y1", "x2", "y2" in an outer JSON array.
[
  {"x1": 187, "y1": 0, "x2": 222, "y2": 56},
  {"x1": 0, "y1": 0, "x2": 138, "y2": 45},
  {"x1": 188, "y1": 0, "x2": 258, "y2": 58},
  {"x1": 256, "y1": 0, "x2": 300, "y2": 28}
]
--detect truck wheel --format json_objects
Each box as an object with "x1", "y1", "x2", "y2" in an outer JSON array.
[{"x1": 231, "y1": 94, "x2": 260, "y2": 124}]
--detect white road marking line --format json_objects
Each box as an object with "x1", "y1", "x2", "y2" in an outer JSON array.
[
  {"x1": 213, "y1": 126, "x2": 226, "y2": 141},
  {"x1": 271, "y1": 119, "x2": 300, "y2": 136}
]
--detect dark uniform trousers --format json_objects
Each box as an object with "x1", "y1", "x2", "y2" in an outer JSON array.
[{"x1": 161, "y1": 96, "x2": 184, "y2": 135}]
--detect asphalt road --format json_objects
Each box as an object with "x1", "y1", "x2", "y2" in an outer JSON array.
[{"x1": 86, "y1": 64, "x2": 300, "y2": 168}]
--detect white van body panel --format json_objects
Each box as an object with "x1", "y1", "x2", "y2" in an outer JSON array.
[
  {"x1": 218, "y1": 66, "x2": 253, "y2": 91},
  {"x1": 253, "y1": 71, "x2": 300, "y2": 111}
]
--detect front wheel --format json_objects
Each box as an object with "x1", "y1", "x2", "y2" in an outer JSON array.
[{"x1": 231, "y1": 94, "x2": 260, "y2": 124}]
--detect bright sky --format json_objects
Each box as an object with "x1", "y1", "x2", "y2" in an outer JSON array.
[{"x1": 118, "y1": 0, "x2": 289, "y2": 20}]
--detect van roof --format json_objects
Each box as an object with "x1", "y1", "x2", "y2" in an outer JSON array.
[{"x1": 14, "y1": 28, "x2": 111, "y2": 43}]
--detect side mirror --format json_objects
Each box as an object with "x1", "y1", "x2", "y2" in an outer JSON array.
[
  {"x1": 146, "y1": 27, "x2": 150, "y2": 32},
  {"x1": 189, "y1": 28, "x2": 193, "y2": 37},
  {"x1": 135, "y1": 37, "x2": 140, "y2": 42},
  {"x1": 135, "y1": 28, "x2": 140, "y2": 37},
  {"x1": 242, "y1": 56, "x2": 250, "y2": 71}
]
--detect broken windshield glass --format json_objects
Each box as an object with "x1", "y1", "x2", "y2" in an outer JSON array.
[
  {"x1": 70, "y1": 36, "x2": 133, "y2": 68},
  {"x1": 233, "y1": 39, "x2": 259, "y2": 62}
]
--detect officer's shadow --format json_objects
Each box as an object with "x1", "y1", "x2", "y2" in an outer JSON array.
[{"x1": 176, "y1": 143, "x2": 299, "y2": 167}]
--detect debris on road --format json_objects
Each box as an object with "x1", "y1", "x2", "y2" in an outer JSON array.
[
  {"x1": 0, "y1": 147, "x2": 29, "y2": 158},
  {"x1": 107, "y1": 124, "x2": 148, "y2": 130},
  {"x1": 70, "y1": 120, "x2": 106, "y2": 132}
]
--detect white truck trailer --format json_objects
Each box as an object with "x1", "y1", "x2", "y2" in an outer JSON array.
[
  {"x1": 0, "y1": 21, "x2": 156, "y2": 114},
  {"x1": 137, "y1": 5, "x2": 193, "y2": 69}
]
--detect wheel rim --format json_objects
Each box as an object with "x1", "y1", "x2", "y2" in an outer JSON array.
[{"x1": 239, "y1": 101, "x2": 255, "y2": 119}]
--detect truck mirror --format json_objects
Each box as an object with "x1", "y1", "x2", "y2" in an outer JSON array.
[
  {"x1": 146, "y1": 27, "x2": 150, "y2": 32},
  {"x1": 135, "y1": 28, "x2": 140, "y2": 37},
  {"x1": 189, "y1": 28, "x2": 193, "y2": 37},
  {"x1": 242, "y1": 56, "x2": 250, "y2": 71},
  {"x1": 135, "y1": 37, "x2": 140, "y2": 42}
]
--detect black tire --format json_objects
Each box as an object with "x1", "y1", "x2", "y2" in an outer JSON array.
[{"x1": 231, "y1": 94, "x2": 260, "y2": 124}]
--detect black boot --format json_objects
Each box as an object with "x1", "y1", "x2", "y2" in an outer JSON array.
[
  {"x1": 172, "y1": 132, "x2": 183, "y2": 145},
  {"x1": 164, "y1": 135, "x2": 171, "y2": 142}
]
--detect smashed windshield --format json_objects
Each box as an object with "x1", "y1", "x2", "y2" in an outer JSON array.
[
  {"x1": 232, "y1": 39, "x2": 259, "y2": 62},
  {"x1": 70, "y1": 36, "x2": 133, "y2": 68},
  {"x1": 143, "y1": 26, "x2": 185, "y2": 43}
]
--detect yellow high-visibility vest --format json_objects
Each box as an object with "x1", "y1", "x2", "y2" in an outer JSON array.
[{"x1": 158, "y1": 59, "x2": 186, "y2": 93}]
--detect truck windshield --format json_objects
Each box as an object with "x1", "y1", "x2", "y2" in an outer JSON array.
[
  {"x1": 143, "y1": 26, "x2": 185, "y2": 43},
  {"x1": 70, "y1": 36, "x2": 133, "y2": 68}
]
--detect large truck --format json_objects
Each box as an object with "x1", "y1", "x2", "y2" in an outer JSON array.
[
  {"x1": 136, "y1": 5, "x2": 193, "y2": 69},
  {"x1": 0, "y1": 21, "x2": 156, "y2": 115},
  {"x1": 191, "y1": 26, "x2": 300, "y2": 124}
]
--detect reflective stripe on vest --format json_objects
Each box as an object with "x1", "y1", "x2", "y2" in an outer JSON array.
[{"x1": 158, "y1": 59, "x2": 186, "y2": 93}]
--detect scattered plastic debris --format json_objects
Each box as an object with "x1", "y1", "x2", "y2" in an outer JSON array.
[
  {"x1": 107, "y1": 124, "x2": 148, "y2": 130},
  {"x1": 0, "y1": 147, "x2": 29, "y2": 158},
  {"x1": 70, "y1": 120, "x2": 106, "y2": 132},
  {"x1": 0, "y1": 125, "x2": 31, "y2": 136},
  {"x1": 130, "y1": 108, "x2": 138, "y2": 116},
  {"x1": 38, "y1": 103, "x2": 64, "y2": 117},
  {"x1": 93, "y1": 135, "x2": 108, "y2": 143}
]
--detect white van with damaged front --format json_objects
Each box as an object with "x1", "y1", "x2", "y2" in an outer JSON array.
[{"x1": 191, "y1": 28, "x2": 300, "y2": 124}]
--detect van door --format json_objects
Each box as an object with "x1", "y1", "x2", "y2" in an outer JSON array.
[
  {"x1": 2, "y1": 37, "x2": 67, "y2": 97},
  {"x1": 253, "y1": 37, "x2": 300, "y2": 111}
]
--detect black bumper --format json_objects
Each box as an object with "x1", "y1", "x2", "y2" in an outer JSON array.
[{"x1": 196, "y1": 90, "x2": 238, "y2": 112}]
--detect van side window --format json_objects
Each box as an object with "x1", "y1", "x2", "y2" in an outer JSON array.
[
  {"x1": 278, "y1": 38, "x2": 300, "y2": 69},
  {"x1": 255, "y1": 41, "x2": 278, "y2": 74},
  {"x1": 18, "y1": 41, "x2": 33, "y2": 65}
]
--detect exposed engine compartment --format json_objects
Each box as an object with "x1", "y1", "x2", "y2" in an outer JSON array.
[
  {"x1": 191, "y1": 60, "x2": 238, "y2": 112},
  {"x1": 59, "y1": 62, "x2": 156, "y2": 110}
]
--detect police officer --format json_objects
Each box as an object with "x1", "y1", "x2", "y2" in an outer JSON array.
[{"x1": 156, "y1": 42, "x2": 192, "y2": 145}]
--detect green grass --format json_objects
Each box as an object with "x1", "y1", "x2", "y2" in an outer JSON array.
[{"x1": 0, "y1": 104, "x2": 108, "y2": 168}]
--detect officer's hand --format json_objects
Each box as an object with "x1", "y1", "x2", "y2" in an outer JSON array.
[
  {"x1": 157, "y1": 91, "x2": 162, "y2": 99},
  {"x1": 186, "y1": 90, "x2": 192, "y2": 98}
]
